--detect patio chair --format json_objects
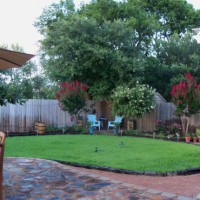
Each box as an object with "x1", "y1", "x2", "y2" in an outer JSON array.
[
  {"x1": 0, "y1": 132, "x2": 5, "y2": 198},
  {"x1": 87, "y1": 114, "x2": 101, "y2": 130},
  {"x1": 108, "y1": 116, "x2": 122, "y2": 130}
]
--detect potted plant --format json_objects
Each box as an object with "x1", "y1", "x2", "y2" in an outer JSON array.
[
  {"x1": 192, "y1": 133, "x2": 198, "y2": 143},
  {"x1": 196, "y1": 128, "x2": 200, "y2": 142},
  {"x1": 113, "y1": 122, "x2": 121, "y2": 134},
  {"x1": 86, "y1": 121, "x2": 94, "y2": 135},
  {"x1": 77, "y1": 115, "x2": 84, "y2": 127},
  {"x1": 185, "y1": 132, "x2": 191, "y2": 143}
]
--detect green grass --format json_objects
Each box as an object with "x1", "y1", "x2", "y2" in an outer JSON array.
[{"x1": 5, "y1": 134, "x2": 200, "y2": 172}]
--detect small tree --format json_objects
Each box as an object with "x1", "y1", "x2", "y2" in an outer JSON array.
[
  {"x1": 111, "y1": 83, "x2": 156, "y2": 121},
  {"x1": 56, "y1": 80, "x2": 88, "y2": 124},
  {"x1": 170, "y1": 73, "x2": 200, "y2": 135}
]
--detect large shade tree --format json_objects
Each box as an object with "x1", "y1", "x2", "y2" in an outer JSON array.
[
  {"x1": 145, "y1": 33, "x2": 200, "y2": 101},
  {"x1": 37, "y1": 15, "x2": 145, "y2": 99},
  {"x1": 35, "y1": 0, "x2": 200, "y2": 100}
]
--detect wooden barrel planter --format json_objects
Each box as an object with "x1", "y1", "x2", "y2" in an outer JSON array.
[
  {"x1": 37, "y1": 122, "x2": 46, "y2": 134},
  {"x1": 34, "y1": 122, "x2": 39, "y2": 132},
  {"x1": 77, "y1": 120, "x2": 83, "y2": 127}
]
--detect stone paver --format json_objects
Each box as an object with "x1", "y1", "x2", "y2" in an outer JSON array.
[{"x1": 3, "y1": 158, "x2": 196, "y2": 199}]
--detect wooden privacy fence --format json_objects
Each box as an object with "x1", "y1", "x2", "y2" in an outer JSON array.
[
  {"x1": 0, "y1": 99, "x2": 177, "y2": 133},
  {"x1": 137, "y1": 102, "x2": 200, "y2": 132},
  {"x1": 1, "y1": 99, "x2": 199, "y2": 133},
  {"x1": 137, "y1": 102, "x2": 177, "y2": 132},
  {"x1": 0, "y1": 99, "x2": 75, "y2": 132}
]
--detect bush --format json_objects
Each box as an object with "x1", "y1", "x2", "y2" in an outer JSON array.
[
  {"x1": 155, "y1": 119, "x2": 182, "y2": 135},
  {"x1": 111, "y1": 83, "x2": 156, "y2": 119},
  {"x1": 56, "y1": 81, "x2": 88, "y2": 123}
]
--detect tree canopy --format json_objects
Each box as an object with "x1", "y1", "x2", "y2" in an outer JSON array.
[
  {"x1": 111, "y1": 83, "x2": 156, "y2": 119},
  {"x1": 35, "y1": 0, "x2": 200, "y2": 101}
]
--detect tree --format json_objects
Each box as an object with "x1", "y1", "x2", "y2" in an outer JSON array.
[
  {"x1": 56, "y1": 80, "x2": 88, "y2": 123},
  {"x1": 142, "y1": 0, "x2": 198, "y2": 39},
  {"x1": 38, "y1": 15, "x2": 145, "y2": 99},
  {"x1": 154, "y1": 33, "x2": 200, "y2": 67},
  {"x1": 35, "y1": 0, "x2": 200, "y2": 101},
  {"x1": 170, "y1": 73, "x2": 200, "y2": 135},
  {"x1": 35, "y1": 0, "x2": 75, "y2": 35},
  {"x1": 111, "y1": 83, "x2": 156, "y2": 119},
  {"x1": 144, "y1": 33, "x2": 200, "y2": 101},
  {"x1": 80, "y1": 0, "x2": 199, "y2": 45}
]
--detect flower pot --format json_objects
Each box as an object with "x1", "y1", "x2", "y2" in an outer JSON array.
[
  {"x1": 185, "y1": 137, "x2": 191, "y2": 143},
  {"x1": 193, "y1": 138, "x2": 198, "y2": 143},
  {"x1": 77, "y1": 119, "x2": 83, "y2": 127},
  {"x1": 89, "y1": 126, "x2": 94, "y2": 135},
  {"x1": 113, "y1": 128, "x2": 119, "y2": 134}
]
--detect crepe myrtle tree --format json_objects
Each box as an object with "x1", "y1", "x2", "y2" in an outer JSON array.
[
  {"x1": 56, "y1": 80, "x2": 88, "y2": 124},
  {"x1": 111, "y1": 82, "x2": 156, "y2": 122},
  {"x1": 170, "y1": 73, "x2": 200, "y2": 135}
]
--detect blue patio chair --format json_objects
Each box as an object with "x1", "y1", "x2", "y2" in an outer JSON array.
[
  {"x1": 87, "y1": 114, "x2": 101, "y2": 130},
  {"x1": 108, "y1": 116, "x2": 122, "y2": 130}
]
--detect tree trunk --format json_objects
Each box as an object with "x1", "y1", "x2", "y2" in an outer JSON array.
[{"x1": 181, "y1": 115, "x2": 190, "y2": 136}]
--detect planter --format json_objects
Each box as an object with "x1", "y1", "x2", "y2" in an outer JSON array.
[
  {"x1": 34, "y1": 122, "x2": 39, "y2": 132},
  {"x1": 77, "y1": 120, "x2": 83, "y2": 127},
  {"x1": 37, "y1": 122, "x2": 46, "y2": 134},
  {"x1": 185, "y1": 137, "x2": 191, "y2": 143},
  {"x1": 198, "y1": 136, "x2": 200, "y2": 142},
  {"x1": 113, "y1": 128, "x2": 119, "y2": 134},
  {"x1": 89, "y1": 126, "x2": 94, "y2": 135},
  {"x1": 193, "y1": 138, "x2": 198, "y2": 143}
]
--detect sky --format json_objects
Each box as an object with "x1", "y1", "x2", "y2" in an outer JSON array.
[{"x1": 0, "y1": 0, "x2": 199, "y2": 60}]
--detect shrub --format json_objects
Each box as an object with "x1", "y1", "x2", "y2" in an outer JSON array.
[
  {"x1": 171, "y1": 73, "x2": 200, "y2": 135},
  {"x1": 56, "y1": 80, "x2": 88, "y2": 124},
  {"x1": 111, "y1": 83, "x2": 156, "y2": 119}
]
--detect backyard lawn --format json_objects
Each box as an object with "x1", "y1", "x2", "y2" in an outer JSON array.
[{"x1": 5, "y1": 134, "x2": 200, "y2": 173}]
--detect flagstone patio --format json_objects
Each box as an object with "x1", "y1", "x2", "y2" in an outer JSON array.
[{"x1": 3, "y1": 157, "x2": 198, "y2": 199}]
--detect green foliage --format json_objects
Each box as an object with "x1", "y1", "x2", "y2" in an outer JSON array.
[
  {"x1": 111, "y1": 83, "x2": 156, "y2": 119},
  {"x1": 124, "y1": 130, "x2": 140, "y2": 136},
  {"x1": 113, "y1": 122, "x2": 121, "y2": 128},
  {"x1": 46, "y1": 125, "x2": 63, "y2": 132},
  {"x1": 155, "y1": 119, "x2": 182, "y2": 135},
  {"x1": 142, "y1": 0, "x2": 197, "y2": 38},
  {"x1": 38, "y1": 15, "x2": 144, "y2": 99},
  {"x1": 0, "y1": 44, "x2": 57, "y2": 103},
  {"x1": 56, "y1": 81, "x2": 87, "y2": 116},
  {"x1": 145, "y1": 33, "x2": 200, "y2": 101},
  {"x1": 60, "y1": 93, "x2": 86, "y2": 115},
  {"x1": 171, "y1": 73, "x2": 200, "y2": 117},
  {"x1": 155, "y1": 33, "x2": 200, "y2": 67},
  {"x1": 35, "y1": 0, "x2": 200, "y2": 101},
  {"x1": 171, "y1": 73, "x2": 200, "y2": 135},
  {"x1": 196, "y1": 128, "x2": 200, "y2": 136}
]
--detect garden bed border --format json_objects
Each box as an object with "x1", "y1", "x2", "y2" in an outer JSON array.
[{"x1": 55, "y1": 159, "x2": 200, "y2": 177}]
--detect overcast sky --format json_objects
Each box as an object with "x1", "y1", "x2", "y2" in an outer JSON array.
[{"x1": 0, "y1": 0, "x2": 199, "y2": 57}]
